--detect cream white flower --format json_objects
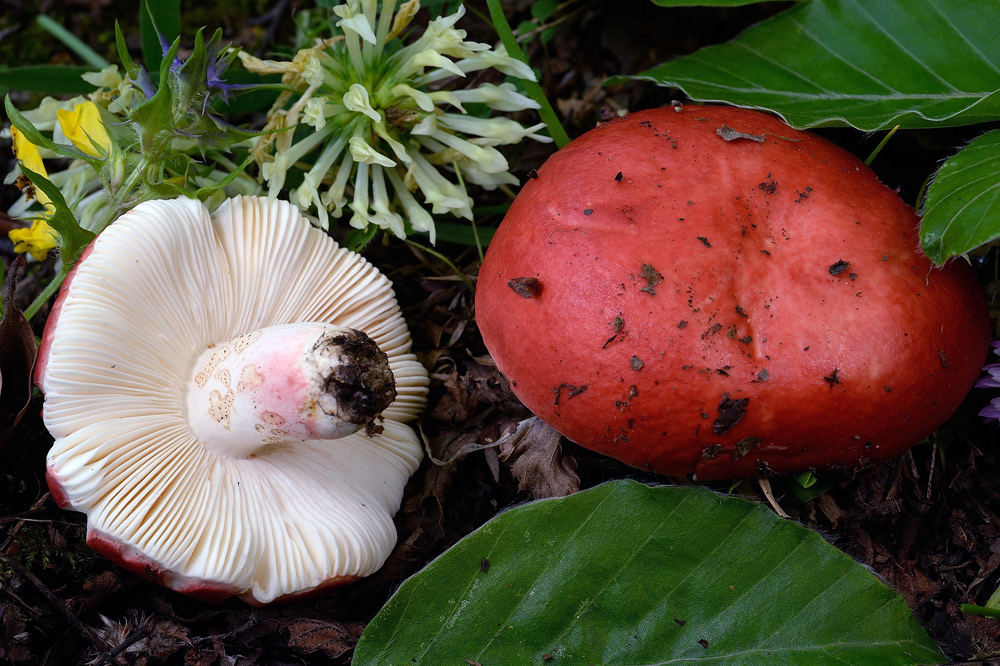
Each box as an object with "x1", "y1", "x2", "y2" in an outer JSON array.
[
  {"x1": 343, "y1": 84, "x2": 382, "y2": 123},
  {"x1": 452, "y1": 83, "x2": 540, "y2": 112},
  {"x1": 81, "y1": 65, "x2": 123, "y2": 90},
  {"x1": 303, "y1": 97, "x2": 329, "y2": 130},
  {"x1": 250, "y1": 0, "x2": 552, "y2": 242},
  {"x1": 349, "y1": 135, "x2": 396, "y2": 168}
]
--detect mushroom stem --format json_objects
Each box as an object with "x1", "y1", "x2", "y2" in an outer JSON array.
[{"x1": 186, "y1": 323, "x2": 397, "y2": 458}]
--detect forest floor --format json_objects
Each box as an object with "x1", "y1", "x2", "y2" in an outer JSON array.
[{"x1": 1, "y1": 1, "x2": 1000, "y2": 664}]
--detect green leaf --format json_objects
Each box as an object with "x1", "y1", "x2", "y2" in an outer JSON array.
[
  {"x1": 17, "y1": 166, "x2": 96, "y2": 264},
  {"x1": 786, "y1": 474, "x2": 834, "y2": 503},
  {"x1": 961, "y1": 603, "x2": 1000, "y2": 619},
  {"x1": 617, "y1": 0, "x2": 1000, "y2": 130},
  {"x1": 531, "y1": 0, "x2": 559, "y2": 21},
  {"x1": 144, "y1": 153, "x2": 257, "y2": 200},
  {"x1": 355, "y1": 480, "x2": 944, "y2": 666},
  {"x1": 141, "y1": 0, "x2": 180, "y2": 78},
  {"x1": 432, "y1": 221, "x2": 496, "y2": 246},
  {"x1": 920, "y1": 130, "x2": 1000, "y2": 264},
  {"x1": 115, "y1": 21, "x2": 141, "y2": 81},
  {"x1": 0, "y1": 65, "x2": 98, "y2": 95},
  {"x1": 127, "y1": 36, "x2": 180, "y2": 156},
  {"x1": 35, "y1": 14, "x2": 109, "y2": 69},
  {"x1": 344, "y1": 225, "x2": 380, "y2": 252}
]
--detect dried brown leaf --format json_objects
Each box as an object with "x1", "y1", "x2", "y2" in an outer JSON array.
[
  {"x1": 498, "y1": 417, "x2": 580, "y2": 499},
  {"x1": 184, "y1": 647, "x2": 219, "y2": 666},
  {"x1": 144, "y1": 618, "x2": 190, "y2": 660},
  {"x1": 87, "y1": 611, "x2": 189, "y2": 666},
  {"x1": 430, "y1": 361, "x2": 510, "y2": 426},
  {"x1": 0, "y1": 256, "x2": 38, "y2": 448},
  {"x1": 285, "y1": 618, "x2": 364, "y2": 659}
]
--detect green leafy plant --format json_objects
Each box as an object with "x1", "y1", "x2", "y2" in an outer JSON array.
[{"x1": 5, "y1": 15, "x2": 261, "y2": 318}]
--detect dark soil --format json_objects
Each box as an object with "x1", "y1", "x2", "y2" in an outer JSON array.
[{"x1": 2, "y1": 1, "x2": 1000, "y2": 664}]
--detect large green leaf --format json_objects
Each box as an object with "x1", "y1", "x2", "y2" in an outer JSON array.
[
  {"x1": 0, "y1": 65, "x2": 97, "y2": 95},
  {"x1": 618, "y1": 0, "x2": 1000, "y2": 130},
  {"x1": 355, "y1": 480, "x2": 944, "y2": 666},
  {"x1": 921, "y1": 130, "x2": 1000, "y2": 264}
]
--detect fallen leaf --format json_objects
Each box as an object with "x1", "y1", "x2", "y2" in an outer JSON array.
[
  {"x1": 285, "y1": 618, "x2": 364, "y2": 659},
  {"x1": 497, "y1": 417, "x2": 580, "y2": 499},
  {"x1": 0, "y1": 256, "x2": 38, "y2": 449}
]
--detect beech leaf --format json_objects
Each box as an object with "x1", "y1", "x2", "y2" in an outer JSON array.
[
  {"x1": 285, "y1": 618, "x2": 364, "y2": 659},
  {"x1": 355, "y1": 480, "x2": 945, "y2": 666},
  {"x1": 619, "y1": 0, "x2": 1000, "y2": 130},
  {"x1": 920, "y1": 129, "x2": 1000, "y2": 264}
]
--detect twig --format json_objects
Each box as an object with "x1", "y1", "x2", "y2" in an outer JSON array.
[
  {"x1": 90, "y1": 627, "x2": 149, "y2": 666},
  {"x1": 926, "y1": 437, "x2": 937, "y2": 501},
  {"x1": 404, "y1": 239, "x2": 476, "y2": 292},
  {"x1": 758, "y1": 478, "x2": 790, "y2": 519},
  {"x1": 884, "y1": 454, "x2": 905, "y2": 500},
  {"x1": 250, "y1": 0, "x2": 291, "y2": 57},
  {"x1": 0, "y1": 584, "x2": 44, "y2": 621}
]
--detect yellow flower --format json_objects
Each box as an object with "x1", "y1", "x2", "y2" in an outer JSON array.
[
  {"x1": 57, "y1": 101, "x2": 112, "y2": 157},
  {"x1": 11, "y1": 125, "x2": 52, "y2": 205},
  {"x1": 11, "y1": 125, "x2": 56, "y2": 219},
  {"x1": 10, "y1": 126, "x2": 60, "y2": 258},
  {"x1": 9, "y1": 219, "x2": 59, "y2": 261}
]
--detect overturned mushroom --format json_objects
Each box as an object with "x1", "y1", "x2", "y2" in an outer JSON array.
[{"x1": 37, "y1": 195, "x2": 429, "y2": 605}]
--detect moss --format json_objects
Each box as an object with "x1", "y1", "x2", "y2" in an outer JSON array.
[{"x1": 7, "y1": 523, "x2": 104, "y2": 581}]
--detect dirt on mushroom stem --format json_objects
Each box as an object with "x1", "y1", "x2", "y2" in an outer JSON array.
[{"x1": 318, "y1": 329, "x2": 398, "y2": 427}]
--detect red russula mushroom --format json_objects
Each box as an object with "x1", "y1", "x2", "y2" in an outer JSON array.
[
  {"x1": 38, "y1": 195, "x2": 428, "y2": 604},
  {"x1": 476, "y1": 105, "x2": 989, "y2": 480}
]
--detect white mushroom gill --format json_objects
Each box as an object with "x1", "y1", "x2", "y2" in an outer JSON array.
[{"x1": 39, "y1": 196, "x2": 428, "y2": 604}]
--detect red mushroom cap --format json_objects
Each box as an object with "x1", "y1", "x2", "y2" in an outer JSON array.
[{"x1": 476, "y1": 105, "x2": 990, "y2": 480}]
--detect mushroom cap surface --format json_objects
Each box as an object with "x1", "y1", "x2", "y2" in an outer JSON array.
[
  {"x1": 475, "y1": 106, "x2": 989, "y2": 480},
  {"x1": 38, "y1": 195, "x2": 429, "y2": 604}
]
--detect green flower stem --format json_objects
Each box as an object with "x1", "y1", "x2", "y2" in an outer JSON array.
[
  {"x1": 404, "y1": 239, "x2": 475, "y2": 292},
  {"x1": 24, "y1": 263, "x2": 72, "y2": 322},
  {"x1": 864, "y1": 125, "x2": 899, "y2": 166},
  {"x1": 36, "y1": 14, "x2": 110, "y2": 69},
  {"x1": 451, "y1": 160, "x2": 484, "y2": 261},
  {"x1": 485, "y1": 0, "x2": 570, "y2": 148},
  {"x1": 961, "y1": 603, "x2": 1000, "y2": 619}
]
